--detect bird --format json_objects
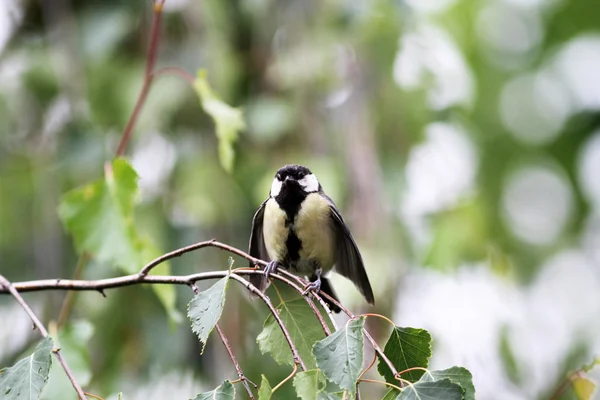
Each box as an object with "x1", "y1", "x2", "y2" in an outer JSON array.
[{"x1": 248, "y1": 164, "x2": 374, "y2": 312}]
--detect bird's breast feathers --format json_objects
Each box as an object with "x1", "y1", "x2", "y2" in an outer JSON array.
[
  {"x1": 263, "y1": 198, "x2": 288, "y2": 261},
  {"x1": 295, "y1": 194, "x2": 336, "y2": 270},
  {"x1": 263, "y1": 193, "x2": 335, "y2": 271}
]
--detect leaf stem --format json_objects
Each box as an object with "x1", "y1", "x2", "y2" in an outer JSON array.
[
  {"x1": 358, "y1": 378, "x2": 403, "y2": 392},
  {"x1": 84, "y1": 392, "x2": 105, "y2": 400},
  {"x1": 357, "y1": 353, "x2": 378, "y2": 382},
  {"x1": 362, "y1": 313, "x2": 396, "y2": 329},
  {"x1": 271, "y1": 362, "x2": 298, "y2": 393},
  {"x1": 0, "y1": 274, "x2": 87, "y2": 400}
]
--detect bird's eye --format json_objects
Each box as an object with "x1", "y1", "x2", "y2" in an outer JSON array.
[{"x1": 276, "y1": 173, "x2": 282, "y2": 180}]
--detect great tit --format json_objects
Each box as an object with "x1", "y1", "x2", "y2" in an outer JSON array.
[{"x1": 248, "y1": 164, "x2": 375, "y2": 312}]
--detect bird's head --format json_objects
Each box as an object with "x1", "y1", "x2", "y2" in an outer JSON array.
[{"x1": 270, "y1": 164, "x2": 320, "y2": 198}]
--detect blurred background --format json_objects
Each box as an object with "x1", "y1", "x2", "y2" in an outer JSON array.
[{"x1": 1, "y1": 0, "x2": 600, "y2": 399}]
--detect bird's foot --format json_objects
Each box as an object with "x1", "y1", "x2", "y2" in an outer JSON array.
[
  {"x1": 302, "y1": 276, "x2": 321, "y2": 296},
  {"x1": 264, "y1": 261, "x2": 279, "y2": 280}
]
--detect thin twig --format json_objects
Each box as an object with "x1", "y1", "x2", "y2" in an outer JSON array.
[
  {"x1": 115, "y1": 0, "x2": 166, "y2": 157},
  {"x1": 189, "y1": 275, "x2": 307, "y2": 373},
  {"x1": 0, "y1": 275, "x2": 87, "y2": 400},
  {"x1": 215, "y1": 324, "x2": 256, "y2": 398},
  {"x1": 228, "y1": 274, "x2": 307, "y2": 371},
  {"x1": 0, "y1": 240, "x2": 396, "y2": 377}
]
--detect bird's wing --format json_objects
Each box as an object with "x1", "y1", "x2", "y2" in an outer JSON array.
[
  {"x1": 324, "y1": 194, "x2": 375, "y2": 305},
  {"x1": 248, "y1": 198, "x2": 270, "y2": 292}
]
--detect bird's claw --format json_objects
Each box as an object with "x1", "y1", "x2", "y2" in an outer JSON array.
[
  {"x1": 264, "y1": 261, "x2": 279, "y2": 280},
  {"x1": 302, "y1": 278, "x2": 321, "y2": 296}
]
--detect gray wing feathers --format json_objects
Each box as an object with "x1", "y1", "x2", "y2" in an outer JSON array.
[
  {"x1": 248, "y1": 199, "x2": 270, "y2": 292},
  {"x1": 326, "y1": 196, "x2": 375, "y2": 305}
]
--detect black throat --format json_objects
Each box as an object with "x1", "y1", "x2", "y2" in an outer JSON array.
[
  {"x1": 274, "y1": 181, "x2": 306, "y2": 264},
  {"x1": 275, "y1": 180, "x2": 307, "y2": 222}
]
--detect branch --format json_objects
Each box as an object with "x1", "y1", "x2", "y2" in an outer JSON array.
[
  {"x1": 215, "y1": 324, "x2": 256, "y2": 398},
  {"x1": 115, "y1": 0, "x2": 166, "y2": 157},
  {"x1": 227, "y1": 273, "x2": 307, "y2": 371},
  {"x1": 0, "y1": 274, "x2": 87, "y2": 400},
  {"x1": 1, "y1": 240, "x2": 398, "y2": 379}
]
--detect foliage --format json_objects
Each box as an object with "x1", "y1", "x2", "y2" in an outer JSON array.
[
  {"x1": 257, "y1": 298, "x2": 328, "y2": 369},
  {"x1": 378, "y1": 326, "x2": 432, "y2": 383},
  {"x1": 187, "y1": 275, "x2": 230, "y2": 353},
  {"x1": 0, "y1": 337, "x2": 53, "y2": 400},
  {"x1": 192, "y1": 380, "x2": 235, "y2": 400},
  {"x1": 2, "y1": 0, "x2": 599, "y2": 398}
]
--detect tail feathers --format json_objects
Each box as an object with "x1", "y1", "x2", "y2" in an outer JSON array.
[
  {"x1": 319, "y1": 277, "x2": 341, "y2": 313},
  {"x1": 249, "y1": 262, "x2": 269, "y2": 295}
]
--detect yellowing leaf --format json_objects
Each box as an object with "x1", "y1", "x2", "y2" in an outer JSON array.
[{"x1": 573, "y1": 376, "x2": 596, "y2": 400}]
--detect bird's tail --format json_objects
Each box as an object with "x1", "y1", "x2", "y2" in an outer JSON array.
[
  {"x1": 249, "y1": 262, "x2": 269, "y2": 295},
  {"x1": 319, "y1": 277, "x2": 341, "y2": 313}
]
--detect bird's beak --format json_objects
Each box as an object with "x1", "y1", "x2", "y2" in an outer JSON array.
[{"x1": 285, "y1": 176, "x2": 292, "y2": 182}]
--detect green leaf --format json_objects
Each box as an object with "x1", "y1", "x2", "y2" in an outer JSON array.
[
  {"x1": 426, "y1": 367, "x2": 475, "y2": 400},
  {"x1": 258, "y1": 375, "x2": 272, "y2": 400},
  {"x1": 313, "y1": 317, "x2": 365, "y2": 393},
  {"x1": 572, "y1": 376, "x2": 596, "y2": 400},
  {"x1": 317, "y1": 393, "x2": 344, "y2": 400},
  {"x1": 397, "y1": 378, "x2": 463, "y2": 400},
  {"x1": 194, "y1": 70, "x2": 245, "y2": 173},
  {"x1": 58, "y1": 158, "x2": 140, "y2": 271},
  {"x1": 382, "y1": 388, "x2": 401, "y2": 400},
  {"x1": 377, "y1": 327, "x2": 432, "y2": 383},
  {"x1": 187, "y1": 275, "x2": 230, "y2": 353},
  {"x1": 257, "y1": 299, "x2": 327, "y2": 369},
  {"x1": 58, "y1": 159, "x2": 177, "y2": 320},
  {"x1": 0, "y1": 337, "x2": 54, "y2": 400},
  {"x1": 192, "y1": 380, "x2": 235, "y2": 400},
  {"x1": 293, "y1": 369, "x2": 326, "y2": 400}
]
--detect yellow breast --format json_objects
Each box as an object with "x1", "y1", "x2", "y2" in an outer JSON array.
[
  {"x1": 262, "y1": 198, "x2": 288, "y2": 261},
  {"x1": 294, "y1": 193, "x2": 335, "y2": 271}
]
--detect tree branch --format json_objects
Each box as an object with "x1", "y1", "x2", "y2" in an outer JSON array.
[
  {"x1": 115, "y1": 0, "x2": 166, "y2": 157},
  {"x1": 0, "y1": 274, "x2": 87, "y2": 400},
  {"x1": 1, "y1": 240, "x2": 399, "y2": 380}
]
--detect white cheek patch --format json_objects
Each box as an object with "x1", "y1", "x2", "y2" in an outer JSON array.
[
  {"x1": 299, "y1": 174, "x2": 319, "y2": 193},
  {"x1": 270, "y1": 178, "x2": 282, "y2": 197}
]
